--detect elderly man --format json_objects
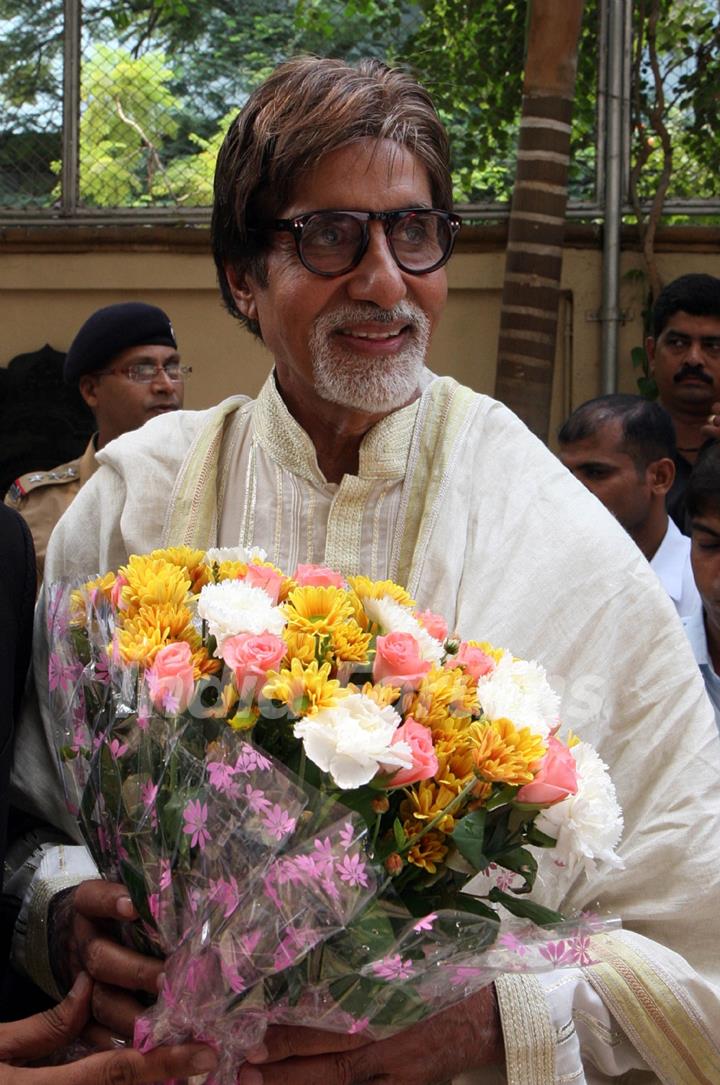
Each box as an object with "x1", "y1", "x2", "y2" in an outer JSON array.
[
  {"x1": 10, "y1": 58, "x2": 720, "y2": 1084},
  {"x1": 4, "y1": 302, "x2": 186, "y2": 580},
  {"x1": 558, "y1": 394, "x2": 700, "y2": 618}
]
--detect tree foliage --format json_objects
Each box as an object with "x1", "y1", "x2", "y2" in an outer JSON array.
[{"x1": 0, "y1": 0, "x2": 717, "y2": 216}]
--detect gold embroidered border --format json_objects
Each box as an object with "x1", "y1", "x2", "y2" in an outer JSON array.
[
  {"x1": 26, "y1": 873, "x2": 90, "y2": 1000},
  {"x1": 495, "y1": 973, "x2": 556, "y2": 1085},
  {"x1": 586, "y1": 934, "x2": 720, "y2": 1084}
]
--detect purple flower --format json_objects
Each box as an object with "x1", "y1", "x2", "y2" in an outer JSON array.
[
  {"x1": 413, "y1": 912, "x2": 438, "y2": 932},
  {"x1": 372, "y1": 954, "x2": 414, "y2": 981},
  {"x1": 244, "y1": 783, "x2": 271, "y2": 814},
  {"x1": 568, "y1": 934, "x2": 596, "y2": 966},
  {"x1": 348, "y1": 1017, "x2": 370, "y2": 1035},
  {"x1": 337, "y1": 852, "x2": 369, "y2": 888},
  {"x1": 208, "y1": 760, "x2": 237, "y2": 794},
  {"x1": 107, "y1": 737, "x2": 128, "y2": 759},
  {"x1": 498, "y1": 932, "x2": 529, "y2": 956},
  {"x1": 210, "y1": 875, "x2": 240, "y2": 918},
  {"x1": 262, "y1": 803, "x2": 296, "y2": 840},
  {"x1": 539, "y1": 939, "x2": 575, "y2": 966},
  {"x1": 183, "y1": 798, "x2": 211, "y2": 850},
  {"x1": 159, "y1": 859, "x2": 172, "y2": 891},
  {"x1": 339, "y1": 821, "x2": 356, "y2": 849},
  {"x1": 48, "y1": 653, "x2": 81, "y2": 692}
]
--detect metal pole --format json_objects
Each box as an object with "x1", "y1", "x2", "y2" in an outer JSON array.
[
  {"x1": 62, "y1": 0, "x2": 81, "y2": 216},
  {"x1": 599, "y1": 0, "x2": 629, "y2": 393}
]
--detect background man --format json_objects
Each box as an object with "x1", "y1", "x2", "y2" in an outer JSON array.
[
  {"x1": 558, "y1": 393, "x2": 700, "y2": 617},
  {"x1": 646, "y1": 272, "x2": 720, "y2": 529},
  {"x1": 683, "y1": 443, "x2": 720, "y2": 731},
  {"x1": 4, "y1": 302, "x2": 185, "y2": 580},
  {"x1": 9, "y1": 57, "x2": 720, "y2": 1084}
]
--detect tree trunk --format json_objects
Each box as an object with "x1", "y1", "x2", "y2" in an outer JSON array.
[{"x1": 494, "y1": 0, "x2": 585, "y2": 441}]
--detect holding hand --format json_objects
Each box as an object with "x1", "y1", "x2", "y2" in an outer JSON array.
[
  {"x1": 700, "y1": 404, "x2": 720, "y2": 443},
  {"x1": 236, "y1": 986, "x2": 504, "y2": 1085},
  {"x1": 0, "y1": 971, "x2": 217, "y2": 1084},
  {"x1": 49, "y1": 880, "x2": 164, "y2": 1045}
]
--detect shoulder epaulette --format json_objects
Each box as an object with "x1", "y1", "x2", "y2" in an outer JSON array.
[{"x1": 9, "y1": 464, "x2": 80, "y2": 499}]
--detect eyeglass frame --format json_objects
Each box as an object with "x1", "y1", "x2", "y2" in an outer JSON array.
[
  {"x1": 93, "y1": 361, "x2": 192, "y2": 384},
  {"x1": 264, "y1": 207, "x2": 462, "y2": 278}
]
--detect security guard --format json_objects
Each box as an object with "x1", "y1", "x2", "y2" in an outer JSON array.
[{"x1": 5, "y1": 302, "x2": 186, "y2": 582}]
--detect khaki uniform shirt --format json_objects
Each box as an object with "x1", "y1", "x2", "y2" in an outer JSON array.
[{"x1": 4, "y1": 437, "x2": 98, "y2": 583}]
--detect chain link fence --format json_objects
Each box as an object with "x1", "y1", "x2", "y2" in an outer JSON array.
[{"x1": 0, "y1": 0, "x2": 717, "y2": 223}]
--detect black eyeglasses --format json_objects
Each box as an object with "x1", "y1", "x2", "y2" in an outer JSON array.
[{"x1": 266, "y1": 208, "x2": 461, "y2": 277}]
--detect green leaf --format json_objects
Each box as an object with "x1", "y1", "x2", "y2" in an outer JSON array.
[
  {"x1": 488, "y1": 887, "x2": 564, "y2": 925},
  {"x1": 393, "y1": 818, "x2": 407, "y2": 849},
  {"x1": 491, "y1": 846, "x2": 537, "y2": 892},
  {"x1": 451, "y1": 808, "x2": 488, "y2": 871},
  {"x1": 526, "y1": 825, "x2": 557, "y2": 848}
]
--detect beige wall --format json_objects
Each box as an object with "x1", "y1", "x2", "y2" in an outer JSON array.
[{"x1": 3, "y1": 230, "x2": 720, "y2": 441}]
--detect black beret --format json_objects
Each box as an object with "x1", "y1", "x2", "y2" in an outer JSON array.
[{"x1": 63, "y1": 302, "x2": 177, "y2": 383}]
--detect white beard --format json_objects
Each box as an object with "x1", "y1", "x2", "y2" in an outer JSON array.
[{"x1": 309, "y1": 303, "x2": 430, "y2": 414}]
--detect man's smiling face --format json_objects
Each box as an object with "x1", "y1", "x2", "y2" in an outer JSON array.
[{"x1": 227, "y1": 138, "x2": 448, "y2": 424}]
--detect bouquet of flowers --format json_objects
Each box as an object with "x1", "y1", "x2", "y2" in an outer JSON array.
[{"x1": 49, "y1": 546, "x2": 623, "y2": 1082}]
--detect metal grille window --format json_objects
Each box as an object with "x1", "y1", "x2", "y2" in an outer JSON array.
[{"x1": 0, "y1": 1, "x2": 717, "y2": 224}]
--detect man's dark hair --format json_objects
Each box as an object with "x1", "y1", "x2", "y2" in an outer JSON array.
[
  {"x1": 211, "y1": 56, "x2": 453, "y2": 338},
  {"x1": 652, "y1": 274, "x2": 720, "y2": 339},
  {"x1": 686, "y1": 442, "x2": 720, "y2": 520},
  {"x1": 558, "y1": 393, "x2": 676, "y2": 473}
]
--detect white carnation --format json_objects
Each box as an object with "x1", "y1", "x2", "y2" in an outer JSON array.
[
  {"x1": 477, "y1": 652, "x2": 559, "y2": 739},
  {"x1": 535, "y1": 741, "x2": 624, "y2": 878},
  {"x1": 361, "y1": 595, "x2": 444, "y2": 666},
  {"x1": 197, "y1": 580, "x2": 285, "y2": 651},
  {"x1": 293, "y1": 693, "x2": 412, "y2": 790},
  {"x1": 203, "y1": 546, "x2": 268, "y2": 565}
]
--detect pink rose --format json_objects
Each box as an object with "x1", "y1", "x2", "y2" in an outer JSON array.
[
  {"x1": 415, "y1": 609, "x2": 448, "y2": 642},
  {"x1": 146, "y1": 641, "x2": 195, "y2": 714},
  {"x1": 516, "y1": 736, "x2": 578, "y2": 805},
  {"x1": 221, "y1": 632, "x2": 286, "y2": 697},
  {"x1": 110, "y1": 574, "x2": 127, "y2": 609},
  {"x1": 373, "y1": 632, "x2": 431, "y2": 688},
  {"x1": 386, "y1": 718, "x2": 439, "y2": 788},
  {"x1": 245, "y1": 564, "x2": 284, "y2": 604},
  {"x1": 294, "y1": 563, "x2": 345, "y2": 588},
  {"x1": 447, "y1": 642, "x2": 496, "y2": 680}
]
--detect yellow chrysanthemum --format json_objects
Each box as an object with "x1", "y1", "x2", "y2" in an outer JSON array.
[
  {"x1": 347, "y1": 576, "x2": 415, "y2": 608},
  {"x1": 432, "y1": 733, "x2": 477, "y2": 794},
  {"x1": 190, "y1": 646, "x2": 222, "y2": 679},
  {"x1": 470, "y1": 718, "x2": 547, "y2": 787},
  {"x1": 404, "y1": 667, "x2": 477, "y2": 731},
  {"x1": 283, "y1": 586, "x2": 355, "y2": 636},
  {"x1": 148, "y1": 547, "x2": 211, "y2": 593},
  {"x1": 283, "y1": 629, "x2": 318, "y2": 666},
  {"x1": 406, "y1": 829, "x2": 448, "y2": 874},
  {"x1": 214, "y1": 560, "x2": 249, "y2": 582},
  {"x1": 262, "y1": 658, "x2": 349, "y2": 717},
  {"x1": 329, "y1": 621, "x2": 372, "y2": 664},
  {"x1": 114, "y1": 603, "x2": 196, "y2": 666},
  {"x1": 119, "y1": 556, "x2": 191, "y2": 615},
  {"x1": 400, "y1": 779, "x2": 458, "y2": 834},
  {"x1": 352, "y1": 681, "x2": 401, "y2": 708},
  {"x1": 82, "y1": 570, "x2": 117, "y2": 600}
]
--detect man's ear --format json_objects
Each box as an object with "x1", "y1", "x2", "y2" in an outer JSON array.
[
  {"x1": 225, "y1": 264, "x2": 259, "y2": 322},
  {"x1": 78, "y1": 374, "x2": 99, "y2": 410},
  {"x1": 648, "y1": 456, "x2": 675, "y2": 497},
  {"x1": 645, "y1": 335, "x2": 656, "y2": 375}
]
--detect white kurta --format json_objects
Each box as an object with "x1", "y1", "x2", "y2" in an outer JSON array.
[{"x1": 12, "y1": 372, "x2": 720, "y2": 1085}]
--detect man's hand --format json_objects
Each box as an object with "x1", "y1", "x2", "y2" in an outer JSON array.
[
  {"x1": 0, "y1": 971, "x2": 218, "y2": 1084},
  {"x1": 49, "y1": 880, "x2": 164, "y2": 1044},
  {"x1": 700, "y1": 404, "x2": 720, "y2": 443},
  {"x1": 236, "y1": 986, "x2": 504, "y2": 1085}
]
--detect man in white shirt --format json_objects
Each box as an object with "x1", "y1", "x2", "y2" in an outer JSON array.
[
  {"x1": 683, "y1": 443, "x2": 720, "y2": 731},
  {"x1": 558, "y1": 393, "x2": 701, "y2": 617},
  {"x1": 9, "y1": 56, "x2": 720, "y2": 1085}
]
